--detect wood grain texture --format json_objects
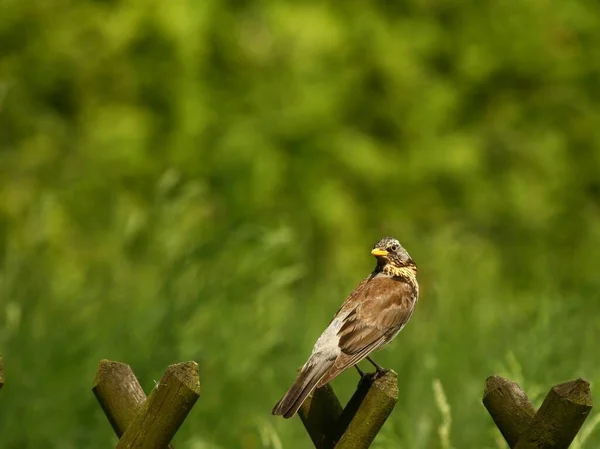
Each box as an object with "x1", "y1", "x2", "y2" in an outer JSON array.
[
  {"x1": 116, "y1": 362, "x2": 200, "y2": 449},
  {"x1": 93, "y1": 360, "x2": 157, "y2": 440},
  {"x1": 483, "y1": 375, "x2": 536, "y2": 447},
  {"x1": 514, "y1": 379, "x2": 592, "y2": 449},
  {"x1": 334, "y1": 371, "x2": 398, "y2": 449},
  {"x1": 299, "y1": 383, "x2": 344, "y2": 449}
]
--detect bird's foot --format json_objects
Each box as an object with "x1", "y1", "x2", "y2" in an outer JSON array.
[
  {"x1": 374, "y1": 367, "x2": 390, "y2": 379},
  {"x1": 366, "y1": 356, "x2": 389, "y2": 378},
  {"x1": 354, "y1": 364, "x2": 366, "y2": 378}
]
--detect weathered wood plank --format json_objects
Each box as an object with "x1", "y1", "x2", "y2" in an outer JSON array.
[
  {"x1": 299, "y1": 383, "x2": 344, "y2": 449},
  {"x1": 93, "y1": 360, "x2": 165, "y2": 442},
  {"x1": 116, "y1": 362, "x2": 200, "y2": 449},
  {"x1": 483, "y1": 375, "x2": 536, "y2": 447},
  {"x1": 334, "y1": 371, "x2": 398, "y2": 449},
  {"x1": 514, "y1": 379, "x2": 593, "y2": 449}
]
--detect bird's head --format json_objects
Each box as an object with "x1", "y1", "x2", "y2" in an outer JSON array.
[{"x1": 371, "y1": 237, "x2": 414, "y2": 271}]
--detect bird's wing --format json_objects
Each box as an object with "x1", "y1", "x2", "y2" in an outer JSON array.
[
  {"x1": 316, "y1": 276, "x2": 416, "y2": 387},
  {"x1": 316, "y1": 336, "x2": 386, "y2": 388},
  {"x1": 338, "y1": 276, "x2": 415, "y2": 353}
]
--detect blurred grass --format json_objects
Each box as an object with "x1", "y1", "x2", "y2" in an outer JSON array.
[{"x1": 2, "y1": 0, "x2": 600, "y2": 448}]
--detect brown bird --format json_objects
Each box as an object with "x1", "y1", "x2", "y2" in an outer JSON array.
[{"x1": 272, "y1": 236, "x2": 419, "y2": 418}]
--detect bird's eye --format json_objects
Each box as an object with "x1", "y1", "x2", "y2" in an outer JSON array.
[{"x1": 389, "y1": 244, "x2": 399, "y2": 252}]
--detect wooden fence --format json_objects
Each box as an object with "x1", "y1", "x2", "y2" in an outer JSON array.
[
  {"x1": 483, "y1": 375, "x2": 593, "y2": 449},
  {"x1": 297, "y1": 370, "x2": 399, "y2": 449},
  {"x1": 93, "y1": 360, "x2": 200, "y2": 449},
  {"x1": 0, "y1": 356, "x2": 595, "y2": 448}
]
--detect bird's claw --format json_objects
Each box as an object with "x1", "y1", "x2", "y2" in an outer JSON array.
[
  {"x1": 374, "y1": 367, "x2": 390, "y2": 379},
  {"x1": 355, "y1": 364, "x2": 366, "y2": 378}
]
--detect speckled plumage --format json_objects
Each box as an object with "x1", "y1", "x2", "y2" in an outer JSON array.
[{"x1": 272, "y1": 237, "x2": 419, "y2": 418}]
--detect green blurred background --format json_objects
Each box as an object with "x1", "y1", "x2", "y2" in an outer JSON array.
[{"x1": 2, "y1": 0, "x2": 600, "y2": 447}]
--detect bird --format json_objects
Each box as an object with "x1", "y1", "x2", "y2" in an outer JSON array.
[{"x1": 272, "y1": 236, "x2": 419, "y2": 418}]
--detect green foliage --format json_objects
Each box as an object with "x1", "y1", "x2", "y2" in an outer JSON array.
[{"x1": 2, "y1": 0, "x2": 600, "y2": 447}]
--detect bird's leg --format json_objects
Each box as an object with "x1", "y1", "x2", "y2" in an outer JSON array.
[
  {"x1": 366, "y1": 356, "x2": 389, "y2": 377},
  {"x1": 354, "y1": 364, "x2": 366, "y2": 378}
]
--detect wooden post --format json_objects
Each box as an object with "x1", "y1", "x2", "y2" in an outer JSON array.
[
  {"x1": 116, "y1": 362, "x2": 200, "y2": 449},
  {"x1": 333, "y1": 371, "x2": 398, "y2": 449},
  {"x1": 92, "y1": 360, "x2": 174, "y2": 448},
  {"x1": 514, "y1": 379, "x2": 593, "y2": 449},
  {"x1": 0, "y1": 356, "x2": 4, "y2": 390},
  {"x1": 483, "y1": 375, "x2": 536, "y2": 447},
  {"x1": 299, "y1": 383, "x2": 344, "y2": 449}
]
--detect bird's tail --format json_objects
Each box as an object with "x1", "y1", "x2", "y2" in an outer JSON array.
[{"x1": 272, "y1": 356, "x2": 335, "y2": 418}]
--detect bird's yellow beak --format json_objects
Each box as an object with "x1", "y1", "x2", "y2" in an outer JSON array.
[{"x1": 371, "y1": 248, "x2": 388, "y2": 257}]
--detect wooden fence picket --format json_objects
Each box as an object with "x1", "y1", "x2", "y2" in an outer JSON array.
[
  {"x1": 298, "y1": 370, "x2": 399, "y2": 449},
  {"x1": 0, "y1": 357, "x2": 589, "y2": 449},
  {"x1": 93, "y1": 360, "x2": 200, "y2": 449},
  {"x1": 483, "y1": 375, "x2": 593, "y2": 449}
]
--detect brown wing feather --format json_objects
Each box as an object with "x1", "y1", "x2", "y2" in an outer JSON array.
[
  {"x1": 316, "y1": 275, "x2": 417, "y2": 387},
  {"x1": 316, "y1": 336, "x2": 386, "y2": 387},
  {"x1": 339, "y1": 279, "x2": 415, "y2": 352}
]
